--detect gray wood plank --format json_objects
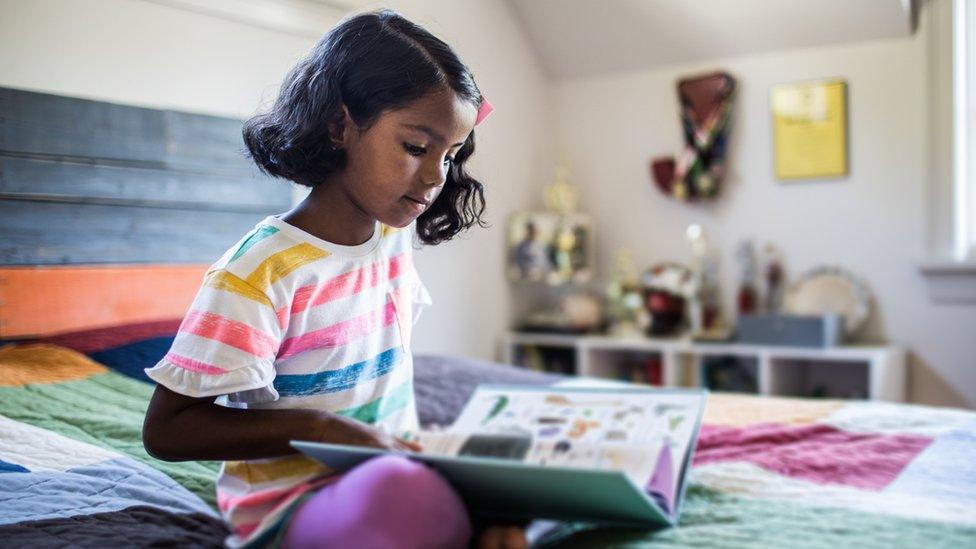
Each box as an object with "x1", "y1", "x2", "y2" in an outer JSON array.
[
  {"x1": 0, "y1": 87, "x2": 168, "y2": 165},
  {"x1": 0, "y1": 86, "x2": 297, "y2": 265},
  {"x1": 0, "y1": 86, "x2": 263, "y2": 174},
  {"x1": 163, "y1": 110, "x2": 256, "y2": 168},
  {"x1": 0, "y1": 155, "x2": 292, "y2": 213},
  {"x1": 0, "y1": 201, "x2": 275, "y2": 265}
]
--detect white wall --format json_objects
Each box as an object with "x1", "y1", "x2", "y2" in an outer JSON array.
[
  {"x1": 0, "y1": 0, "x2": 318, "y2": 119},
  {"x1": 551, "y1": 3, "x2": 976, "y2": 407},
  {"x1": 0, "y1": 0, "x2": 552, "y2": 363}
]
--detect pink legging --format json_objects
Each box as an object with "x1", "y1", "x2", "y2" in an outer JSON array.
[{"x1": 281, "y1": 455, "x2": 472, "y2": 549}]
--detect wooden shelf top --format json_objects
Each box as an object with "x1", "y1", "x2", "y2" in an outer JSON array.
[{"x1": 503, "y1": 332, "x2": 903, "y2": 360}]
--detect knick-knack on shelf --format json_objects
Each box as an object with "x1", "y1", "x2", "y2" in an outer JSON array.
[
  {"x1": 686, "y1": 224, "x2": 722, "y2": 331},
  {"x1": 761, "y1": 243, "x2": 785, "y2": 313},
  {"x1": 735, "y1": 240, "x2": 758, "y2": 316}
]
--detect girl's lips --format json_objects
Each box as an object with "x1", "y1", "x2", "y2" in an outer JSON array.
[
  {"x1": 403, "y1": 195, "x2": 427, "y2": 213},
  {"x1": 404, "y1": 195, "x2": 430, "y2": 206}
]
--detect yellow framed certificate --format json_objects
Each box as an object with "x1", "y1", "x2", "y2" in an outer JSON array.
[{"x1": 771, "y1": 79, "x2": 848, "y2": 180}]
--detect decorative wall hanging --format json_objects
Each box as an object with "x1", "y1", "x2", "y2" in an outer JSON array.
[
  {"x1": 651, "y1": 71, "x2": 736, "y2": 201},
  {"x1": 771, "y1": 79, "x2": 848, "y2": 180}
]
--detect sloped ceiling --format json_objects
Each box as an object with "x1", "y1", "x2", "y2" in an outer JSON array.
[{"x1": 506, "y1": 0, "x2": 918, "y2": 80}]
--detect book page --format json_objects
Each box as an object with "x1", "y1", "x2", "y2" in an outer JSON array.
[
  {"x1": 446, "y1": 386, "x2": 704, "y2": 507},
  {"x1": 399, "y1": 430, "x2": 660, "y2": 487}
]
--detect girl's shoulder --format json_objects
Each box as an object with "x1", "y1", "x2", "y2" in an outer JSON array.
[
  {"x1": 205, "y1": 219, "x2": 418, "y2": 295},
  {"x1": 209, "y1": 217, "x2": 304, "y2": 281}
]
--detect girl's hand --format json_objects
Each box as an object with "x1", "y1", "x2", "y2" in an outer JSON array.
[
  {"x1": 313, "y1": 413, "x2": 422, "y2": 452},
  {"x1": 476, "y1": 525, "x2": 528, "y2": 549}
]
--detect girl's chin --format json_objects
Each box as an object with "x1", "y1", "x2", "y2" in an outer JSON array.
[
  {"x1": 383, "y1": 200, "x2": 427, "y2": 227},
  {"x1": 379, "y1": 212, "x2": 418, "y2": 229}
]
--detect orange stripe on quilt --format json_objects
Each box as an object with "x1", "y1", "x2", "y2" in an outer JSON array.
[
  {"x1": 180, "y1": 310, "x2": 278, "y2": 357},
  {"x1": 704, "y1": 393, "x2": 845, "y2": 427},
  {"x1": 289, "y1": 252, "x2": 409, "y2": 316},
  {"x1": 0, "y1": 344, "x2": 107, "y2": 386},
  {"x1": 165, "y1": 352, "x2": 228, "y2": 375},
  {"x1": 276, "y1": 294, "x2": 400, "y2": 360}
]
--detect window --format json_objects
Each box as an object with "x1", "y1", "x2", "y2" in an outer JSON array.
[{"x1": 953, "y1": 0, "x2": 976, "y2": 260}]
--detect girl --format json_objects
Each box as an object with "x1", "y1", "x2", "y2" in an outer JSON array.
[{"x1": 142, "y1": 10, "x2": 526, "y2": 549}]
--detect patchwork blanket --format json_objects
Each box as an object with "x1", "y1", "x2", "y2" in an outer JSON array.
[
  {"x1": 409, "y1": 356, "x2": 976, "y2": 547},
  {"x1": 536, "y1": 394, "x2": 976, "y2": 547},
  {"x1": 1, "y1": 343, "x2": 974, "y2": 547},
  {"x1": 0, "y1": 344, "x2": 226, "y2": 546}
]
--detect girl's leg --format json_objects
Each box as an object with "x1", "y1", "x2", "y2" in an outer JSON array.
[{"x1": 282, "y1": 455, "x2": 472, "y2": 549}]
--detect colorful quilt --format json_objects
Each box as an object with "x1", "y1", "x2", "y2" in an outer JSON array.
[
  {"x1": 0, "y1": 343, "x2": 228, "y2": 546},
  {"x1": 537, "y1": 394, "x2": 976, "y2": 547},
  {"x1": 1, "y1": 337, "x2": 974, "y2": 547}
]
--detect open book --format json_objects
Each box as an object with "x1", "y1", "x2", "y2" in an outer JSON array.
[{"x1": 293, "y1": 383, "x2": 707, "y2": 528}]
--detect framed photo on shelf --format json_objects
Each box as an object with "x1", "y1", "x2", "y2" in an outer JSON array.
[
  {"x1": 771, "y1": 78, "x2": 848, "y2": 180},
  {"x1": 506, "y1": 211, "x2": 593, "y2": 285}
]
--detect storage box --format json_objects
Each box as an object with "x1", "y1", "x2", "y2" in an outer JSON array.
[{"x1": 736, "y1": 314, "x2": 844, "y2": 348}]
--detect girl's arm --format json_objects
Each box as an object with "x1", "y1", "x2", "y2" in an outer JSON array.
[{"x1": 142, "y1": 384, "x2": 419, "y2": 462}]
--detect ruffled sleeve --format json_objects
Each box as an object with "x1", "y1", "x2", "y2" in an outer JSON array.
[{"x1": 145, "y1": 269, "x2": 283, "y2": 403}]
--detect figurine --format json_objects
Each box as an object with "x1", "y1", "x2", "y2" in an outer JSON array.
[
  {"x1": 547, "y1": 224, "x2": 577, "y2": 285},
  {"x1": 544, "y1": 156, "x2": 579, "y2": 215},
  {"x1": 686, "y1": 224, "x2": 722, "y2": 331},
  {"x1": 606, "y1": 248, "x2": 648, "y2": 336},
  {"x1": 761, "y1": 243, "x2": 785, "y2": 313},
  {"x1": 641, "y1": 262, "x2": 694, "y2": 336},
  {"x1": 735, "y1": 240, "x2": 758, "y2": 316},
  {"x1": 512, "y1": 221, "x2": 549, "y2": 281}
]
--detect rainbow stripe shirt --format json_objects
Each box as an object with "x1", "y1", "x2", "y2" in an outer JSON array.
[{"x1": 146, "y1": 215, "x2": 428, "y2": 546}]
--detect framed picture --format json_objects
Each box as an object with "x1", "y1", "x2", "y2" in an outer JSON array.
[
  {"x1": 771, "y1": 79, "x2": 848, "y2": 180},
  {"x1": 507, "y1": 211, "x2": 593, "y2": 285}
]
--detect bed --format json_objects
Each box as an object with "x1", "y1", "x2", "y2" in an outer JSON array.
[
  {"x1": 2, "y1": 86, "x2": 974, "y2": 547},
  {"x1": 1, "y1": 321, "x2": 974, "y2": 547}
]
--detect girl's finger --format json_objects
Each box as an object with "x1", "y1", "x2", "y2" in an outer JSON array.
[
  {"x1": 396, "y1": 438, "x2": 423, "y2": 452},
  {"x1": 501, "y1": 526, "x2": 528, "y2": 549},
  {"x1": 476, "y1": 526, "x2": 503, "y2": 549}
]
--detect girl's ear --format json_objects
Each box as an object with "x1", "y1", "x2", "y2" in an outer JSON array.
[{"x1": 327, "y1": 104, "x2": 355, "y2": 149}]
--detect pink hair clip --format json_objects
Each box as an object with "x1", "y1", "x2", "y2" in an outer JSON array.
[{"x1": 475, "y1": 98, "x2": 494, "y2": 126}]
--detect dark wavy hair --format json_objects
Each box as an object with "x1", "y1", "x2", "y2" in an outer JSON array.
[{"x1": 242, "y1": 10, "x2": 487, "y2": 245}]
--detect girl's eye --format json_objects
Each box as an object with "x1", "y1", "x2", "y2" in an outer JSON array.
[
  {"x1": 404, "y1": 143, "x2": 425, "y2": 156},
  {"x1": 404, "y1": 142, "x2": 454, "y2": 166}
]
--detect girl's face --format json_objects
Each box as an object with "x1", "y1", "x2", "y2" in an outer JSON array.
[{"x1": 335, "y1": 90, "x2": 478, "y2": 229}]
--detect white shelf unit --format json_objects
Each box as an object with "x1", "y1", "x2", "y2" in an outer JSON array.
[{"x1": 500, "y1": 332, "x2": 907, "y2": 402}]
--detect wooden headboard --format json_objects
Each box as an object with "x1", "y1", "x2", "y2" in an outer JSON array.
[{"x1": 0, "y1": 86, "x2": 292, "y2": 337}]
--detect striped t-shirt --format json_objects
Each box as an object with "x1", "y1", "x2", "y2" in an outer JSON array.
[{"x1": 145, "y1": 215, "x2": 429, "y2": 547}]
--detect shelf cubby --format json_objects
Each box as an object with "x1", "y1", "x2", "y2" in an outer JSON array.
[{"x1": 500, "y1": 332, "x2": 906, "y2": 402}]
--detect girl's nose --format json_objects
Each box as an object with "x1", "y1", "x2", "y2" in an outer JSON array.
[{"x1": 421, "y1": 160, "x2": 448, "y2": 187}]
